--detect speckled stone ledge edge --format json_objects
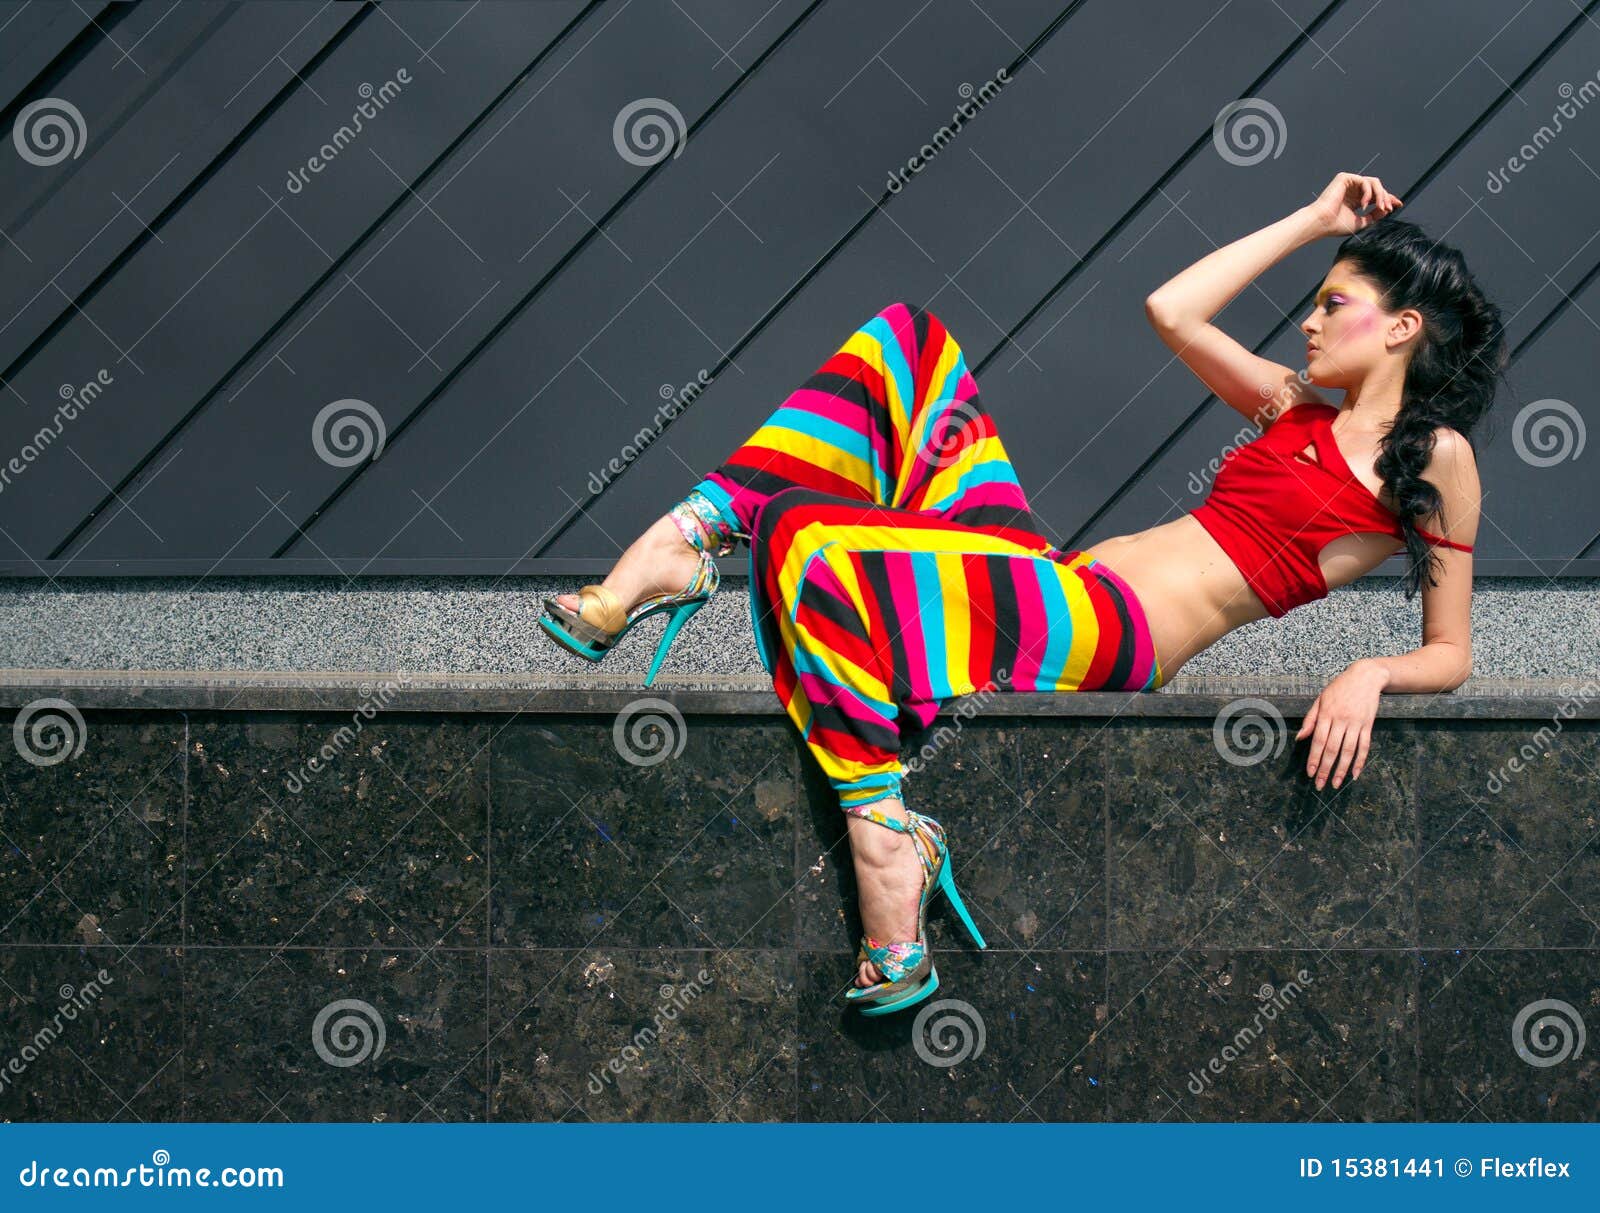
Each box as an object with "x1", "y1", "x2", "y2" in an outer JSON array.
[{"x1": 3, "y1": 668, "x2": 1597, "y2": 718}]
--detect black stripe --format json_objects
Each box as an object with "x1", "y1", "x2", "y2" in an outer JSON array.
[
  {"x1": 1087, "y1": 566, "x2": 1137, "y2": 691},
  {"x1": 985, "y1": 554, "x2": 1023, "y2": 691},
  {"x1": 856, "y1": 551, "x2": 913, "y2": 712}
]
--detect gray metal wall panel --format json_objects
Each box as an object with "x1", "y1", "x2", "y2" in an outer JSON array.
[{"x1": 0, "y1": 0, "x2": 1594, "y2": 578}]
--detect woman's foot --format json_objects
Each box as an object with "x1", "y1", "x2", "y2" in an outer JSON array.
[
  {"x1": 846, "y1": 797, "x2": 929, "y2": 988},
  {"x1": 550, "y1": 512, "x2": 709, "y2": 619}
]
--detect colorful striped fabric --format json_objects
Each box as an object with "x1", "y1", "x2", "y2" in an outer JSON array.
[{"x1": 685, "y1": 301, "x2": 1163, "y2": 810}]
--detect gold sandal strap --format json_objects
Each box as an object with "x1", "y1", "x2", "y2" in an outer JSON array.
[{"x1": 576, "y1": 583, "x2": 626, "y2": 632}]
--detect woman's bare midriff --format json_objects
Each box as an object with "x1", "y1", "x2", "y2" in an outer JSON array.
[{"x1": 1082, "y1": 515, "x2": 1272, "y2": 681}]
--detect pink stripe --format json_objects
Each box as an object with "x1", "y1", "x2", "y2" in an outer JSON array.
[
  {"x1": 1010, "y1": 560, "x2": 1049, "y2": 691},
  {"x1": 883, "y1": 551, "x2": 934, "y2": 707},
  {"x1": 795, "y1": 669, "x2": 894, "y2": 727},
  {"x1": 782, "y1": 387, "x2": 872, "y2": 431},
  {"x1": 779, "y1": 388, "x2": 891, "y2": 502}
]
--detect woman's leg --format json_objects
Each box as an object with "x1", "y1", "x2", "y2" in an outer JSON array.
[{"x1": 682, "y1": 299, "x2": 1056, "y2": 554}]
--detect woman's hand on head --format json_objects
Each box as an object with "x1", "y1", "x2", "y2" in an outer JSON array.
[
  {"x1": 1295, "y1": 660, "x2": 1389, "y2": 789},
  {"x1": 1306, "y1": 172, "x2": 1403, "y2": 237}
]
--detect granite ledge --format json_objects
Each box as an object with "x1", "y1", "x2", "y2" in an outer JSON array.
[{"x1": 2, "y1": 668, "x2": 1597, "y2": 718}]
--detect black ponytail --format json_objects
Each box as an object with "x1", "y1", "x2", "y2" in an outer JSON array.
[{"x1": 1332, "y1": 218, "x2": 1509, "y2": 599}]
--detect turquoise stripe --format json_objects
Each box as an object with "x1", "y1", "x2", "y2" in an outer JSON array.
[
  {"x1": 862, "y1": 315, "x2": 916, "y2": 429},
  {"x1": 918, "y1": 459, "x2": 1024, "y2": 512},
  {"x1": 908, "y1": 552, "x2": 952, "y2": 699},
  {"x1": 691, "y1": 477, "x2": 742, "y2": 534},
  {"x1": 765, "y1": 405, "x2": 869, "y2": 460},
  {"x1": 1032, "y1": 560, "x2": 1076, "y2": 691}
]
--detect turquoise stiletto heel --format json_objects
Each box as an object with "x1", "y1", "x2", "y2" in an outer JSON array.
[
  {"x1": 537, "y1": 489, "x2": 740, "y2": 688},
  {"x1": 840, "y1": 806, "x2": 987, "y2": 1017}
]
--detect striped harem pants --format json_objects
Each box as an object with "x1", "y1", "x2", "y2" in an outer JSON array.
[{"x1": 684, "y1": 301, "x2": 1163, "y2": 811}]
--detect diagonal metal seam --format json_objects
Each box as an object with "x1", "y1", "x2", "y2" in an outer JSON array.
[
  {"x1": 270, "y1": 0, "x2": 829, "y2": 563},
  {"x1": 48, "y1": 0, "x2": 600, "y2": 563},
  {"x1": 8, "y1": 1, "x2": 374, "y2": 401},
  {"x1": 3, "y1": 1, "x2": 236, "y2": 235},
  {"x1": 1059, "y1": 0, "x2": 1600, "y2": 555},
  {"x1": 0, "y1": 1, "x2": 118, "y2": 154},
  {"x1": 531, "y1": 0, "x2": 1090, "y2": 561}
]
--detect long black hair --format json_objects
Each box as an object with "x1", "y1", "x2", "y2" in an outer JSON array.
[{"x1": 1331, "y1": 217, "x2": 1509, "y2": 599}]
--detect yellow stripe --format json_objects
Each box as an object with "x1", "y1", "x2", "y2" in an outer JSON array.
[
  {"x1": 1051, "y1": 574, "x2": 1101, "y2": 691},
  {"x1": 933, "y1": 552, "x2": 973, "y2": 695},
  {"x1": 745, "y1": 428, "x2": 874, "y2": 490},
  {"x1": 920, "y1": 433, "x2": 1011, "y2": 507}
]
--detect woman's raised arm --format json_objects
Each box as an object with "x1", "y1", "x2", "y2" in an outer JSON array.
[{"x1": 1144, "y1": 173, "x2": 1402, "y2": 429}]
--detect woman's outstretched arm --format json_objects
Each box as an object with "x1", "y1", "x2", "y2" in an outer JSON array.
[
  {"x1": 1144, "y1": 173, "x2": 1402, "y2": 429},
  {"x1": 1296, "y1": 431, "x2": 1481, "y2": 789}
]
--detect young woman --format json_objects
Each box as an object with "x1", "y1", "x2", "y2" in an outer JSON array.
[{"x1": 539, "y1": 171, "x2": 1509, "y2": 1017}]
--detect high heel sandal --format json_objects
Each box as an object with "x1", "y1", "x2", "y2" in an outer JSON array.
[
  {"x1": 841, "y1": 803, "x2": 988, "y2": 1017},
  {"x1": 537, "y1": 488, "x2": 744, "y2": 688}
]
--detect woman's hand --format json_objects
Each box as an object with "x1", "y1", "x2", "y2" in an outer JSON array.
[
  {"x1": 1304, "y1": 172, "x2": 1403, "y2": 238},
  {"x1": 1295, "y1": 660, "x2": 1389, "y2": 789}
]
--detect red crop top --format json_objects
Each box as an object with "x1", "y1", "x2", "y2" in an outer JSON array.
[{"x1": 1189, "y1": 402, "x2": 1473, "y2": 617}]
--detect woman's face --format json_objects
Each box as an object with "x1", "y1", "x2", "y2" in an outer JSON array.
[{"x1": 1300, "y1": 262, "x2": 1408, "y2": 388}]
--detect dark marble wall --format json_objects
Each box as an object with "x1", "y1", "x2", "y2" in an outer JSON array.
[{"x1": 1, "y1": 709, "x2": 1594, "y2": 1122}]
